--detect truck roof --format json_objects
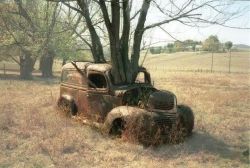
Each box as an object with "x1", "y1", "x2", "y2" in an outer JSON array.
[{"x1": 62, "y1": 62, "x2": 112, "y2": 73}]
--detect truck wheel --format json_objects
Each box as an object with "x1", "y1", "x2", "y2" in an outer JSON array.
[
  {"x1": 58, "y1": 98, "x2": 77, "y2": 116},
  {"x1": 177, "y1": 104, "x2": 194, "y2": 136},
  {"x1": 109, "y1": 118, "x2": 125, "y2": 136}
]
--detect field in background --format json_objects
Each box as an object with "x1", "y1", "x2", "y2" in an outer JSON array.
[
  {"x1": 0, "y1": 51, "x2": 249, "y2": 167},
  {"x1": 0, "y1": 51, "x2": 249, "y2": 75},
  {"x1": 143, "y1": 51, "x2": 250, "y2": 73}
]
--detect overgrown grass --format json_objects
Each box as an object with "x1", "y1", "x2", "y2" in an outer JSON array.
[{"x1": 0, "y1": 70, "x2": 249, "y2": 167}]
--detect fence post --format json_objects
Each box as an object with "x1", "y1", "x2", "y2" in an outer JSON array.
[
  {"x1": 4, "y1": 63, "x2": 6, "y2": 78},
  {"x1": 211, "y1": 51, "x2": 214, "y2": 73},
  {"x1": 229, "y1": 50, "x2": 231, "y2": 73}
]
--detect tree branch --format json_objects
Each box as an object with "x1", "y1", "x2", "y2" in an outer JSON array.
[
  {"x1": 98, "y1": 0, "x2": 112, "y2": 33},
  {"x1": 61, "y1": 2, "x2": 84, "y2": 14},
  {"x1": 14, "y1": 0, "x2": 37, "y2": 32}
]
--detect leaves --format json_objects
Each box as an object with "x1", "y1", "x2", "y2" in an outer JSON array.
[{"x1": 202, "y1": 35, "x2": 220, "y2": 52}]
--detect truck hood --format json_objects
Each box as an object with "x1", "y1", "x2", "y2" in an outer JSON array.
[
  {"x1": 113, "y1": 84, "x2": 155, "y2": 97},
  {"x1": 113, "y1": 85, "x2": 176, "y2": 111}
]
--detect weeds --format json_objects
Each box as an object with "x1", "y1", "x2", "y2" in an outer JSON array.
[{"x1": 0, "y1": 71, "x2": 249, "y2": 167}]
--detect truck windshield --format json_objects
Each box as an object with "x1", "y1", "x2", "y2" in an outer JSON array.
[
  {"x1": 135, "y1": 72, "x2": 148, "y2": 84},
  {"x1": 110, "y1": 71, "x2": 151, "y2": 86}
]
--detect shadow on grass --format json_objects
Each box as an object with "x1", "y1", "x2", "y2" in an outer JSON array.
[{"x1": 149, "y1": 131, "x2": 249, "y2": 164}]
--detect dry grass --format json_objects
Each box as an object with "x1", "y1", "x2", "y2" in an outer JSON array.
[
  {"x1": 0, "y1": 51, "x2": 249, "y2": 167},
  {"x1": 143, "y1": 51, "x2": 250, "y2": 73},
  {"x1": 0, "y1": 69, "x2": 249, "y2": 167}
]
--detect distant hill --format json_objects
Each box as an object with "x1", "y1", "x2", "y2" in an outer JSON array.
[{"x1": 233, "y1": 44, "x2": 250, "y2": 49}]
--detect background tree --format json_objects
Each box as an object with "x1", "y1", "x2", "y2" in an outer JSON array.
[
  {"x1": 202, "y1": 35, "x2": 220, "y2": 52},
  {"x1": 0, "y1": 0, "x2": 41, "y2": 79},
  {"x1": 39, "y1": 1, "x2": 60, "y2": 78},
  {"x1": 192, "y1": 44, "x2": 196, "y2": 52},
  {"x1": 203, "y1": 35, "x2": 220, "y2": 72},
  {"x1": 167, "y1": 43, "x2": 174, "y2": 53},
  {"x1": 0, "y1": 0, "x2": 88, "y2": 78},
  {"x1": 174, "y1": 41, "x2": 184, "y2": 52},
  {"x1": 150, "y1": 46, "x2": 161, "y2": 54},
  {"x1": 0, "y1": 0, "x2": 61, "y2": 79},
  {"x1": 225, "y1": 41, "x2": 233, "y2": 73}
]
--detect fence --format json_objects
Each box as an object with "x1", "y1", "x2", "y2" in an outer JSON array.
[
  {"x1": 1, "y1": 63, "x2": 6, "y2": 78},
  {"x1": 0, "y1": 63, "x2": 21, "y2": 79}
]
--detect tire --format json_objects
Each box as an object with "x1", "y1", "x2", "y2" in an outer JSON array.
[
  {"x1": 58, "y1": 98, "x2": 77, "y2": 116},
  {"x1": 177, "y1": 104, "x2": 194, "y2": 136},
  {"x1": 109, "y1": 118, "x2": 125, "y2": 136}
]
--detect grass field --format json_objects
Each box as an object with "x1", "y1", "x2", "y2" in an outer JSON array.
[
  {"x1": 0, "y1": 52, "x2": 249, "y2": 167},
  {"x1": 143, "y1": 51, "x2": 250, "y2": 73},
  {"x1": 0, "y1": 51, "x2": 249, "y2": 74}
]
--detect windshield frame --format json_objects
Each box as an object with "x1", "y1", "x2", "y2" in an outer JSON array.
[{"x1": 108, "y1": 68, "x2": 152, "y2": 86}]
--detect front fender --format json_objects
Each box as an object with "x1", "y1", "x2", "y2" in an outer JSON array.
[
  {"x1": 57, "y1": 94, "x2": 75, "y2": 108},
  {"x1": 103, "y1": 106, "x2": 147, "y2": 133},
  {"x1": 61, "y1": 94, "x2": 74, "y2": 102}
]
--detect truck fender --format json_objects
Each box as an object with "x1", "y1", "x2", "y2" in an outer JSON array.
[
  {"x1": 58, "y1": 94, "x2": 78, "y2": 116},
  {"x1": 103, "y1": 106, "x2": 147, "y2": 134},
  {"x1": 58, "y1": 94, "x2": 74, "y2": 104}
]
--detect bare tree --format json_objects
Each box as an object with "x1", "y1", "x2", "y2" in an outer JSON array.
[{"x1": 48, "y1": 0, "x2": 249, "y2": 84}]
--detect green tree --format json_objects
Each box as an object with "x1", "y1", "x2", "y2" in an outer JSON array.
[
  {"x1": 225, "y1": 41, "x2": 233, "y2": 51},
  {"x1": 202, "y1": 35, "x2": 220, "y2": 52},
  {"x1": 174, "y1": 41, "x2": 184, "y2": 52},
  {"x1": 167, "y1": 43, "x2": 174, "y2": 53},
  {"x1": 38, "y1": 1, "x2": 60, "y2": 78},
  {"x1": 203, "y1": 35, "x2": 220, "y2": 72},
  {"x1": 0, "y1": 0, "x2": 60, "y2": 79},
  {"x1": 150, "y1": 46, "x2": 161, "y2": 54},
  {"x1": 0, "y1": 0, "x2": 40, "y2": 79}
]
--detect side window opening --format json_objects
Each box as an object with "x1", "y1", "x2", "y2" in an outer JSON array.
[
  {"x1": 135, "y1": 71, "x2": 151, "y2": 84},
  {"x1": 61, "y1": 70, "x2": 84, "y2": 86},
  {"x1": 61, "y1": 70, "x2": 69, "y2": 82},
  {"x1": 135, "y1": 72, "x2": 145, "y2": 83},
  {"x1": 88, "y1": 73, "x2": 107, "y2": 88}
]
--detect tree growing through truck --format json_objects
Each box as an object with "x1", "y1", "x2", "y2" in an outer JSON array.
[{"x1": 49, "y1": 0, "x2": 249, "y2": 84}]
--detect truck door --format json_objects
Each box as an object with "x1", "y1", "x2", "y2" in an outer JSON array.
[
  {"x1": 76, "y1": 75, "x2": 89, "y2": 117},
  {"x1": 61, "y1": 70, "x2": 90, "y2": 116},
  {"x1": 87, "y1": 72, "x2": 116, "y2": 122}
]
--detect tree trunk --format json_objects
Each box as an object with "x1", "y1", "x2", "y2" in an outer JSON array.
[
  {"x1": 40, "y1": 48, "x2": 55, "y2": 78},
  {"x1": 20, "y1": 51, "x2": 33, "y2": 80},
  {"x1": 62, "y1": 58, "x2": 67, "y2": 66},
  {"x1": 77, "y1": 0, "x2": 105, "y2": 63},
  {"x1": 120, "y1": 0, "x2": 132, "y2": 83},
  {"x1": 109, "y1": 0, "x2": 126, "y2": 84},
  {"x1": 130, "y1": 0, "x2": 151, "y2": 80}
]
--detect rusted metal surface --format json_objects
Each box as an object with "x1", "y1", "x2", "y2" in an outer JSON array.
[
  {"x1": 58, "y1": 61, "x2": 183, "y2": 135},
  {"x1": 62, "y1": 62, "x2": 112, "y2": 73}
]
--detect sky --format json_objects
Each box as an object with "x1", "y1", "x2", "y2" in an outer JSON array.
[
  {"x1": 57, "y1": 0, "x2": 250, "y2": 46},
  {"x1": 140, "y1": 0, "x2": 250, "y2": 46}
]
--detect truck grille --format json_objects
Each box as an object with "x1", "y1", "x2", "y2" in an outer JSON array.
[
  {"x1": 154, "y1": 101, "x2": 174, "y2": 110},
  {"x1": 148, "y1": 91, "x2": 175, "y2": 110},
  {"x1": 154, "y1": 112, "x2": 176, "y2": 129}
]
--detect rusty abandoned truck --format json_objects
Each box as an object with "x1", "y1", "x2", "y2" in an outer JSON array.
[{"x1": 58, "y1": 61, "x2": 194, "y2": 143}]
